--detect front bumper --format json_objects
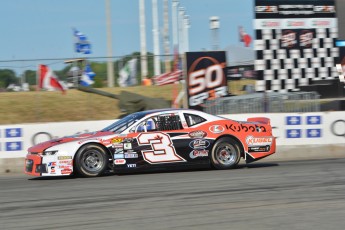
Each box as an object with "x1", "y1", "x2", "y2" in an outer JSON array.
[
  {"x1": 25, "y1": 154, "x2": 73, "y2": 176},
  {"x1": 25, "y1": 154, "x2": 44, "y2": 176}
]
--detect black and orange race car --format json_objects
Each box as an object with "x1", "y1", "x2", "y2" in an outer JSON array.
[{"x1": 25, "y1": 109, "x2": 276, "y2": 177}]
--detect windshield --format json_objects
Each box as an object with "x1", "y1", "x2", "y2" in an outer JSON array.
[{"x1": 101, "y1": 112, "x2": 147, "y2": 133}]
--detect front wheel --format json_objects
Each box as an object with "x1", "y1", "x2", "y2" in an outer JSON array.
[
  {"x1": 211, "y1": 137, "x2": 241, "y2": 170},
  {"x1": 74, "y1": 144, "x2": 108, "y2": 177}
]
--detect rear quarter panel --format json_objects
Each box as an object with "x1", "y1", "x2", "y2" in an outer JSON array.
[{"x1": 196, "y1": 118, "x2": 275, "y2": 160}]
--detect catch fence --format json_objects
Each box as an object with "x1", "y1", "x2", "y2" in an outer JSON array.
[{"x1": 204, "y1": 91, "x2": 320, "y2": 115}]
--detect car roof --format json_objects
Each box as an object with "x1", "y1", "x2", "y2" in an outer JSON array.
[
  {"x1": 134, "y1": 108, "x2": 198, "y2": 116},
  {"x1": 132, "y1": 108, "x2": 223, "y2": 122}
]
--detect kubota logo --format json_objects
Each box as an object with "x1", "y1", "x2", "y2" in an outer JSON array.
[{"x1": 209, "y1": 125, "x2": 225, "y2": 134}]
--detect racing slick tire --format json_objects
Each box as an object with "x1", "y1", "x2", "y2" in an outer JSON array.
[
  {"x1": 211, "y1": 137, "x2": 241, "y2": 170},
  {"x1": 74, "y1": 144, "x2": 108, "y2": 177}
]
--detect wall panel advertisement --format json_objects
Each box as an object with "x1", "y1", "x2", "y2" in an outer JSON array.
[{"x1": 185, "y1": 51, "x2": 228, "y2": 110}]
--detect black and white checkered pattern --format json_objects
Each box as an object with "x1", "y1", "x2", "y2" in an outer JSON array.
[{"x1": 254, "y1": 27, "x2": 339, "y2": 92}]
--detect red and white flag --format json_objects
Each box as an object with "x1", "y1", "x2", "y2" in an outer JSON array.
[
  {"x1": 239, "y1": 26, "x2": 252, "y2": 47},
  {"x1": 38, "y1": 64, "x2": 66, "y2": 92},
  {"x1": 153, "y1": 47, "x2": 182, "y2": 86},
  {"x1": 153, "y1": 70, "x2": 182, "y2": 86}
]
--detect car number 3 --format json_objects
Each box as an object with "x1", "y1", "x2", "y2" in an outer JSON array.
[{"x1": 137, "y1": 132, "x2": 186, "y2": 164}]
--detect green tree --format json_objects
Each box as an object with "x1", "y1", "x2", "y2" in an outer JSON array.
[
  {"x1": 23, "y1": 70, "x2": 37, "y2": 85},
  {"x1": 113, "y1": 52, "x2": 155, "y2": 86},
  {"x1": 90, "y1": 62, "x2": 107, "y2": 81},
  {"x1": 93, "y1": 76, "x2": 104, "y2": 88},
  {"x1": 55, "y1": 65, "x2": 71, "y2": 81},
  {"x1": 0, "y1": 69, "x2": 18, "y2": 88}
]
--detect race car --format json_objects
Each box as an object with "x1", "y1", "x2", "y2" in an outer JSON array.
[{"x1": 25, "y1": 109, "x2": 276, "y2": 177}]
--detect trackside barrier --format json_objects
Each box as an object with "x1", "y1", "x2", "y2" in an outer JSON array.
[
  {"x1": 0, "y1": 120, "x2": 113, "y2": 158},
  {"x1": 0, "y1": 111, "x2": 344, "y2": 159},
  {"x1": 204, "y1": 92, "x2": 320, "y2": 114}
]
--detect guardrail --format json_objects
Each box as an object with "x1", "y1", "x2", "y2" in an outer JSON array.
[{"x1": 204, "y1": 92, "x2": 320, "y2": 115}]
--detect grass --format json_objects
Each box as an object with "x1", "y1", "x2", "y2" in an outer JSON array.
[{"x1": 0, "y1": 80, "x2": 252, "y2": 125}]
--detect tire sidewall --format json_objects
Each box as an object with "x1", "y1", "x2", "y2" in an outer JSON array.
[{"x1": 74, "y1": 144, "x2": 108, "y2": 177}]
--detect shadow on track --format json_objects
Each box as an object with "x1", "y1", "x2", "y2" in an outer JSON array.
[
  {"x1": 238, "y1": 162, "x2": 280, "y2": 169},
  {"x1": 112, "y1": 162, "x2": 280, "y2": 177},
  {"x1": 27, "y1": 162, "x2": 280, "y2": 180},
  {"x1": 28, "y1": 175, "x2": 77, "y2": 180}
]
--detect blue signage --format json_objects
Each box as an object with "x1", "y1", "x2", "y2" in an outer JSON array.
[
  {"x1": 5, "y1": 142, "x2": 23, "y2": 151},
  {"x1": 306, "y1": 116, "x2": 322, "y2": 125},
  {"x1": 286, "y1": 129, "x2": 302, "y2": 138},
  {"x1": 306, "y1": 129, "x2": 322, "y2": 138},
  {"x1": 286, "y1": 116, "x2": 302, "y2": 125},
  {"x1": 5, "y1": 128, "x2": 22, "y2": 138}
]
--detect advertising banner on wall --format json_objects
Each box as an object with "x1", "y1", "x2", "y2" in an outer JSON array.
[
  {"x1": 280, "y1": 29, "x2": 315, "y2": 49},
  {"x1": 185, "y1": 51, "x2": 228, "y2": 110},
  {"x1": 0, "y1": 120, "x2": 113, "y2": 158},
  {"x1": 255, "y1": 0, "x2": 336, "y2": 19},
  {"x1": 254, "y1": 0, "x2": 338, "y2": 92}
]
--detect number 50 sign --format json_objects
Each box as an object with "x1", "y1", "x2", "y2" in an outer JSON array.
[{"x1": 186, "y1": 51, "x2": 228, "y2": 110}]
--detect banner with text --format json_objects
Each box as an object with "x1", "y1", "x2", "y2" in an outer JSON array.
[{"x1": 185, "y1": 51, "x2": 228, "y2": 110}]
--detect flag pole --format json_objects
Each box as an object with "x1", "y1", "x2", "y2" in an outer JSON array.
[
  {"x1": 36, "y1": 64, "x2": 39, "y2": 92},
  {"x1": 35, "y1": 64, "x2": 40, "y2": 122}
]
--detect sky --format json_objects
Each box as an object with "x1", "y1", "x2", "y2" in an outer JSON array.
[{"x1": 0, "y1": 0, "x2": 254, "y2": 71}]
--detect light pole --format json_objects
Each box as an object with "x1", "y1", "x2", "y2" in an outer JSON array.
[
  {"x1": 163, "y1": 0, "x2": 171, "y2": 72},
  {"x1": 139, "y1": 0, "x2": 148, "y2": 81},
  {"x1": 178, "y1": 7, "x2": 185, "y2": 53},
  {"x1": 105, "y1": 0, "x2": 114, "y2": 87},
  {"x1": 152, "y1": 0, "x2": 161, "y2": 76},
  {"x1": 172, "y1": 0, "x2": 179, "y2": 51},
  {"x1": 210, "y1": 16, "x2": 220, "y2": 50},
  {"x1": 183, "y1": 15, "x2": 190, "y2": 52}
]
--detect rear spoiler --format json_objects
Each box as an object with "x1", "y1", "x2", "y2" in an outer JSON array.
[{"x1": 247, "y1": 117, "x2": 270, "y2": 125}]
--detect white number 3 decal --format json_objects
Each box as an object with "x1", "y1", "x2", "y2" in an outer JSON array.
[{"x1": 137, "y1": 132, "x2": 186, "y2": 164}]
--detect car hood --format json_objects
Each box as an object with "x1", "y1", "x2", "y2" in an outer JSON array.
[{"x1": 28, "y1": 131, "x2": 114, "y2": 153}]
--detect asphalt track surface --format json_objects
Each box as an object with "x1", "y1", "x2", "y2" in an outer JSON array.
[{"x1": 1, "y1": 158, "x2": 345, "y2": 230}]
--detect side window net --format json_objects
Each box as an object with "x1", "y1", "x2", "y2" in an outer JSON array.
[{"x1": 156, "y1": 115, "x2": 183, "y2": 131}]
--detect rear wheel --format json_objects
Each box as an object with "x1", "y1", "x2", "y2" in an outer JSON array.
[
  {"x1": 74, "y1": 144, "x2": 108, "y2": 177},
  {"x1": 211, "y1": 137, "x2": 241, "y2": 170}
]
